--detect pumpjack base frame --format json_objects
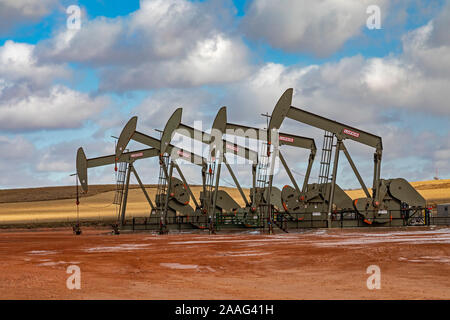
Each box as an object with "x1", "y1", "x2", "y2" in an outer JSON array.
[{"x1": 117, "y1": 207, "x2": 448, "y2": 233}]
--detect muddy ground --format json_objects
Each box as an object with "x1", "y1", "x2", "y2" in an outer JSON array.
[{"x1": 0, "y1": 227, "x2": 449, "y2": 299}]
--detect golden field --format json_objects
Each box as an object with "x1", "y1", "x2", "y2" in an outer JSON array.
[
  {"x1": 0, "y1": 185, "x2": 249, "y2": 225},
  {"x1": 0, "y1": 179, "x2": 448, "y2": 225},
  {"x1": 345, "y1": 179, "x2": 450, "y2": 205}
]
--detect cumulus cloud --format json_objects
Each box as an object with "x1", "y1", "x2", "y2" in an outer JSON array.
[
  {"x1": 38, "y1": 18, "x2": 124, "y2": 65},
  {"x1": 1, "y1": 0, "x2": 449, "y2": 188},
  {"x1": 37, "y1": 0, "x2": 252, "y2": 91},
  {"x1": 124, "y1": 6, "x2": 450, "y2": 184},
  {"x1": 402, "y1": 22, "x2": 450, "y2": 78},
  {"x1": 242, "y1": 0, "x2": 388, "y2": 57},
  {"x1": 132, "y1": 88, "x2": 218, "y2": 139},
  {"x1": 0, "y1": 135, "x2": 41, "y2": 187},
  {"x1": 434, "y1": 141, "x2": 450, "y2": 177},
  {"x1": 224, "y1": 15, "x2": 450, "y2": 127},
  {"x1": 99, "y1": 33, "x2": 251, "y2": 91},
  {"x1": 35, "y1": 138, "x2": 114, "y2": 174},
  {"x1": 0, "y1": 85, "x2": 109, "y2": 131},
  {"x1": 0, "y1": 135, "x2": 35, "y2": 160},
  {"x1": 429, "y1": 1, "x2": 450, "y2": 47},
  {"x1": 0, "y1": 40, "x2": 69, "y2": 89},
  {"x1": 0, "y1": 41, "x2": 109, "y2": 132},
  {"x1": 0, "y1": 0, "x2": 58, "y2": 34}
]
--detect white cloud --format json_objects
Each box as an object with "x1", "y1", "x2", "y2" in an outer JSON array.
[
  {"x1": 0, "y1": 135, "x2": 42, "y2": 188},
  {"x1": 223, "y1": 18, "x2": 450, "y2": 127},
  {"x1": 39, "y1": 18, "x2": 124, "y2": 65},
  {"x1": 0, "y1": 40, "x2": 109, "y2": 132},
  {"x1": 403, "y1": 22, "x2": 450, "y2": 78},
  {"x1": 0, "y1": 40, "x2": 69, "y2": 88},
  {"x1": 37, "y1": 0, "x2": 252, "y2": 91},
  {"x1": 0, "y1": 85, "x2": 109, "y2": 131},
  {"x1": 0, "y1": 0, "x2": 58, "y2": 34},
  {"x1": 1, "y1": 0, "x2": 449, "y2": 189},
  {"x1": 129, "y1": 0, "x2": 224, "y2": 59},
  {"x1": 0, "y1": 135, "x2": 35, "y2": 160},
  {"x1": 242, "y1": 0, "x2": 388, "y2": 57},
  {"x1": 99, "y1": 33, "x2": 251, "y2": 91},
  {"x1": 429, "y1": 1, "x2": 450, "y2": 47},
  {"x1": 134, "y1": 88, "x2": 215, "y2": 131}
]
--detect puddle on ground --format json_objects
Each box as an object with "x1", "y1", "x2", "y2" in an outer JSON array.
[
  {"x1": 160, "y1": 263, "x2": 216, "y2": 272},
  {"x1": 37, "y1": 260, "x2": 80, "y2": 267},
  {"x1": 399, "y1": 256, "x2": 450, "y2": 264},
  {"x1": 312, "y1": 235, "x2": 450, "y2": 247},
  {"x1": 26, "y1": 250, "x2": 58, "y2": 255},
  {"x1": 84, "y1": 244, "x2": 151, "y2": 253},
  {"x1": 160, "y1": 263, "x2": 198, "y2": 269}
]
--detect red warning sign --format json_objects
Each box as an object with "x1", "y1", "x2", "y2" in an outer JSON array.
[
  {"x1": 130, "y1": 152, "x2": 144, "y2": 158},
  {"x1": 279, "y1": 136, "x2": 294, "y2": 143},
  {"x1": 343, "y1": 129, "x2": 360, "y2": 138}
]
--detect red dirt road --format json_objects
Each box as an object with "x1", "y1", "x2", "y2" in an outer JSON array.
[{"x1": 0, "y1": 227, "x2": 449, "y2": 299}]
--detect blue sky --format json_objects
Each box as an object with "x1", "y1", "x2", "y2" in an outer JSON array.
[{"x1": 0, "y1": 0, "x2": 449, "y2": 190}]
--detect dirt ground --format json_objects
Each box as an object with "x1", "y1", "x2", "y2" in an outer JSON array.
[{"x1": 0, "y1": 227, "x2": 449, "y2": 300}]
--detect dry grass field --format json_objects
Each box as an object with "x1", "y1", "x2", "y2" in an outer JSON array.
[
  {"x1": 345, "y1": 179, "x2": 450, "y2": 206},
  {"x1": 0, "y1": 185, "x2": 248, "y2": 225},
  {"x1": 0, "y1": 179, "x2": 448, "y2": 225}
]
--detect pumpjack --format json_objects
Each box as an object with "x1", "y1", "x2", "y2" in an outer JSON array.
[
  {"x1": 76, "y1": 146, "x2": 158, "y2": 221},
  {"x1": 114, "y1": 110, "x2": 260, "y2": 232},
  {"x1": 268, "y1": 88, "x2": 426, "y2": 226},
  {"x1": 77, "y1": 136, "x2": 209, "y2": 231},
  {"x1": 156, "y1": 108, "x2": 261, "y2": 232},
  {"x1": 114, "y1": 117, "x2": 212, "y2": 230},
  {"x1": 213, "y1": 104, "x2": 354, "y2": 227},
  {"x1": 74, "y1": 87, "x2": 429, "y2": 231},
  {"x1": 165, "y1": 108, "x2": 262, "y2": 230}
]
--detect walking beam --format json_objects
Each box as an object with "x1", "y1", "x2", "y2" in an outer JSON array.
[
  {"x1": 76, "y1": 146, "x2": 158, "y2": 193},
  {"x1": 268, "y1": 88, "x2": 383, "y2": 202},
  {"x1": 268, "y1": 89, "x2": 382, "y2": 151},
  {"x1": 212, "y1": 106, "x2": 317, "y2": 194}
]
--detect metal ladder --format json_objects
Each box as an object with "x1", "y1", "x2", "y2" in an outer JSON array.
[
  {"x1": 256, "y1": 141, "x2": 272, "y2": 230},
  {"x1": 113, "y1": 161, "x2": 128, "y2": 220},
  {"x1": 318, "y1": 131, "x2": 335, "y2": 193},
  {"x1": 205, "y1": 159, "x2": 217, "y2": 228},
  {"x1": 156, "y1": 154, "x2": 170, "y2": 214}
]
